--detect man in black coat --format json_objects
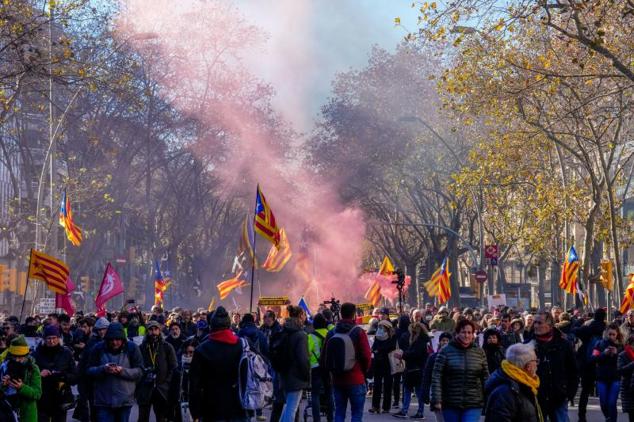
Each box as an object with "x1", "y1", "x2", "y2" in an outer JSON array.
[
  {"x1": 189, "y1": 306, "x2": 248, "y2": 422},
  {"x1": 572, "y1": 308, "x2": 606, "y2": 422},
  {"x1": 137, "y1": 321, "x2": 177, "y2": 422},
  {"x1": 531, "y1": 312, "x2": 578, "y2": 422}
]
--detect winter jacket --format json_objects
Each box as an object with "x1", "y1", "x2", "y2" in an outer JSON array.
[
  {"x1": 572, "y1": 318, "x2": 606, "y2": 371},
  {"x1": 238, "y1": 322, "x2": 269, "y2": 357},
  {"x1": 86, "y1": 341, "x2": 144, "y2": 408},
  {"x1": 484, "y1": 368, "x2": 542, "y2": 422},
  {"x1": 431, "y1": 340, "x2": 489, "y2": 409},
  {"x1": 261, "y1": 320, "x2": 283, "y2": 345},
  {"x1": 165, "y1": 334, "x2": 187, "y2": 355},
  {"x1": 618, "y1": 350, "x2": 634, "y2": 412},
  {"x1": 402, "y1": 333, "x2": 430, "y2": 388},
  {"x1": 188, "y1": 329, "x2": 246, "y2": 421},
  {"x1": 483, "y1": 343, "x2": 505, "y2": 374},
  {"x1": 32, "y1": 343, "x2": 77, "y2": 414},
  {"x1": 280, "y1": 317, "x2": 310, "y2": 392},
  {"x1": 430, "y1": 316, "x2": 455, "y2": 333},
  {"x1": 137, "y1": 336, "x2": 177, "y2": 404},
  {"x1": 323, "y1": 319, "x2": 372, "y2": 386},
  {"x1": 0, "y1": 356, "x2": 41, "y2": 422},
  {"x1": 308, "y1": 328, "x2": 328, "y2": 368},
  {"x1": 371, "y1": 334, "x2": 397, "y2": 370},
  {"x1": 591, "y1": 339, "x2": 622, "y2": 382},
  {"x1": 532, "y1": 330, "x2": 578, "y2": 415},
  {"x1": 422, "y1": 352, "x2": 438, "y2": 404}
]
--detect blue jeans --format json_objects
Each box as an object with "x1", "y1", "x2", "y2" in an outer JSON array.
[
  {"x1": 94, "y1": 406, "x2": 132, "y2": 422},
  {"x1": 441, "y1": 407, "x2": 481, "y2": 422},
  {"x1": 401, "y1": 382, "x2": 424, "y2": 414},
  {"x1": 333, "y1": 384, "x2": 367, "y2": 422},
  {"x1": 597, "y1": 380, "x2": 620, "y2": 422},
  {"x1": 280, "y1": 390, "x2": 303, "y2": 422},
  {"x1": 545, "y1": 402, "x2": 569, "y2": 422}
]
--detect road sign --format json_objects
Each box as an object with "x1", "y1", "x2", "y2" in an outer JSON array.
[
  {"x1": 490, "y1": 257, "x2": 498, "y2": 266},
  {"x1": 485, "y1": 245, "x2": 499, "y2": 259},
  {"x1": 475, "y1": 270, "x2": 488, "y2": 283}
]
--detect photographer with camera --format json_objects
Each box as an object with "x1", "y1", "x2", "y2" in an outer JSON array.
[
  {"x1": 32, "y1": 324, "x2": 78, "y2": 422},
  {"x1": 137, "y1": 321, "x2": 177, "y2": 422},
  {"x1": 0, "y1": 335, "x2": 42, "y2": 422}
]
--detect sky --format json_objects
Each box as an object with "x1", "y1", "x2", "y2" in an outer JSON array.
[{"x1": 237, "y1": 0, "x2": 420, "y2": 132}]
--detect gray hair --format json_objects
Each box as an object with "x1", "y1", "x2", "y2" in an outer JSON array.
[{"x1": 505, "y1": 343, "x2": 536, "y2": 368}]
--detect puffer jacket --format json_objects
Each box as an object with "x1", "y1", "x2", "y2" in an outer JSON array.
[
  {"x1": 618, "y1": 350, "x2": 634, "y2": 412},
  {"x1": 532, "y1": 329, "x2": 578, "y2": 415},
  {"x1": 484, "y1": 368, "x2": 541, "y2": 422},
  {"x1": 280, "y1": 317, "x2": 310, "y2": 392},
  {"x1": 431, "y1": 340, "x2": 489, "y2": 409}
]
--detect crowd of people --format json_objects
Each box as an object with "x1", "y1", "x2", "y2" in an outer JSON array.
[{"x1": 0, "y1": 302, "x2": 633, "y2": 421}]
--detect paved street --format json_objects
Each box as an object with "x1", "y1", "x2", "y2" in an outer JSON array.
[{"x1": 72, "y1": 395, "x2": 616, "y2": 421}]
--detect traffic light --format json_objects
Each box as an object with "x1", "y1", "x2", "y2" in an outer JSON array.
[{"x1": 600, "y1": 260, "x2": 613, "y2": 291}]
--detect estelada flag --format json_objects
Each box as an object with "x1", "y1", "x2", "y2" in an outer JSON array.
[
  {"x1": 95, "y1": 263, "x2": 124, "y2": 309},
  {"x1": 59, "y1": 190, "x2": 82, "y2": 246},
  {"x1": 217, "y1": 272, "x2": 248, "y2": 300},
  {"x1": 379, "y1": 256, "x2": 394, "y2": 276},
  {"x1": 365, "y1": 279, "x2": 382, "y2": 307},
  {"x1": 254, "y1": 185, "x2": 281, "y2": 248},
  {"x1": 424, "y1": 257, "x2": 451, "y2": 304},
  {"x1": 621, "y1": 274, "x2": 634, "y2": 314},
  {"x1": 28, "y1": 249, "x2": 70, "y2": 294},
  {"x1": 559, "y1": 246, "x2": 580, "y2": 295}
]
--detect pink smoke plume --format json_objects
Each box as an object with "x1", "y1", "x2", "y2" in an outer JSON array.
[
  {"x1": 117, "y1": 0, "x2": 367, "y2": 307},
  {"x1": 358, "y1": 272, "x2": 411, "y2": 304}
]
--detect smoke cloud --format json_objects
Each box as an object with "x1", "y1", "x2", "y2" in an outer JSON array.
[{"x1": 117, "y1": 0, "x2": 369, "y2": 307}]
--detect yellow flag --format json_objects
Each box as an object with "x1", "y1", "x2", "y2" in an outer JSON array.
[{"x1": 378, "y1": 256, "x2": 394, "y2": 276}]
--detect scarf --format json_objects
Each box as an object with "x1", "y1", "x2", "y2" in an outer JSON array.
[
  {"x1": 625, "y1": 345, "x2": 634, "y2": 362},
  {"x1": 535, "y1": 331, "x2": 553, "y2": 343},
  {"x1": 501, "y1": 360, "x2": 540, "y2": 395},
  {"x1": 456, "y1": 337, "x2": 472, "y2": 348},
  {"x1": 209, "y1": 329, "x2": 239, "y2": 345}
]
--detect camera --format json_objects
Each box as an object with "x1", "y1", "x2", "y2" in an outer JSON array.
[
  {"x1": 323, "y1": 297, "x2": 341, "y2": 321},
  {"x1": 143, "y1": 368, "x2": 157, "y2": 384}
]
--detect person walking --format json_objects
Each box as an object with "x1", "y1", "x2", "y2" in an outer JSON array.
[
  {"x1": 393, "y1": 321, "x2": 429, "y2": 419},
  {"x1": 422, "y1": 332, "x2": 452, "y2": 408},
  {"x1": 618, "y1": 334, "x2": 634, "y2": 422},
  {"x1": 0, "y1": 335, "x2": 42, "y2": 422},
  {"x1": 32, "y1": 324, "x2": 77, "y2": 422},
  {"x1": 484, "y1": 343, "x2": 543, "y2": 422},
  {"x1": 322, "y1": 302, "x2": 372, "y2": 422},
  {"x1": 532, "y1": 311, "x2": 578, "y2": 422},
  {"x1": 188, "y1": 306, "x2": 248, "y2": 422},
  {"x1": 572, "y1": 308, "x2": 606, "y2": 422},
  {"x1": 137, "y1": 321, "x2": 177, "y2": 422},
  {"x1": 591, "y1": 323, "x2": 623, "y2": 422},
  {"x1": 278, "y1": 305, "x2": 310, "y2": 422},
  {"x1": 238, "y1": 313, "x2": 269, "y2": 356},
  {"x1": 165, "y1": 322, "x2": 187, "y2": 355},
  {"x1": 308, "y1": 313, "x2": 333, "y2": 422},
  {"x1": 87, "y1": 322, "x2": 144, "y2": 422},
  {"x1": 483, "y1": 328, "x2": 505, "y2": 374},
  {"x1": 431, "y1": 319, "x2": 489, "y2": 422},
  {"x1": 370, "y1": 319, "x2": 397, "y2": 414}
]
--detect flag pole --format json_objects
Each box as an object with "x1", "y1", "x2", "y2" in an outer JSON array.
[
  {"x1": 20, "y1": 249, "x2": 35, "y2": 324},
  {"x1": 249, "y1": 188, "x2": 258, "y2": 313}
]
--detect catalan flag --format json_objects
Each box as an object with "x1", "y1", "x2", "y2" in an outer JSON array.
[
  {"x1": 217, "y1": 272, "x2": 248, "y2": 300},
  {"x1": 424, "y1": 257, "x2": 451, "y2": 304},
  {"x1": 28, "y1": 249, "x2": 70, "y2": 294},
  {"x1": 59, "y1": 190, "x2": 82, "y2": 246},
  {"x1": 365, "y1": 279, "x2": 382, "y2": 307},
  {"x1": 239, "y1": 215, "x2": 257, "y2": 268},
  {"x1": 559, "y1": 246, "x2": 580, "y2": 295},
  {"x1": 379, "y1": 256, "x2": 394, "y2": 276},
  {"x1": 154, "y1": 261, "x2": 171, "y2": 307},
  {"x1": 262, "y1": 228, "x2": 292, "y2": 272},
  {"x1": 621, "y1": 274, "x2": 634, "y2": 314},
  {"x1": 254, "y1": 185, "x2": 280, "y2": 248}
]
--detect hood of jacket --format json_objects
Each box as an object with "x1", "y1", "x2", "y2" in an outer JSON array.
[{"x1": 485, "y1": 368, "x2": 518, "y2": 396}]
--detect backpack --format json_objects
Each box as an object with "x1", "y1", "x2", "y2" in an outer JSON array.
[
  {"x1": 238, "y1": 338, "x2": 273, "y2": 410},
  {"x1": 324, "y1": 326, "x2": 359, "y2": 375},
  {"x1": 269, "y1": 331, "x2": 291, "y2": 373}
]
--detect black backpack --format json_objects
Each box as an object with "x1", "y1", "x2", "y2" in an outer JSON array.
[{"x1": 269, "y1": 331, "x2": 291, "y2": 373}]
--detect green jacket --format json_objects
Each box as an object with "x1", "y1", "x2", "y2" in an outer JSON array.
[
  {"x1": 430, "y1": 316, "x2": 456, "y2": 333},
  {"x1": 308, "y1": 328, "x2": 328, "y2": 368},
  {"x1": 1, "y1": 356, "x2": 42, "y2": 422}
]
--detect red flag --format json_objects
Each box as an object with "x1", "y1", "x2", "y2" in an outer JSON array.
[
  {"x1": 55, "y1": 277, "x2": 76, "y2": 316},
  {"x1": 95, "y1": 263, "x2": 124, "y2": 310}
]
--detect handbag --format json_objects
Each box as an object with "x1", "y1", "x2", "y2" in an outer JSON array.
[{"x1": 388, "y1": 344, "x2": 405, "y2": 375}]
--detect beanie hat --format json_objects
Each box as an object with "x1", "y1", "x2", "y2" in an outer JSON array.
[
  {"x1": 95, "y1": 317, "x2": 110, "y2": 330},
  {"x1": 146, "y1": 320, "x2": 161, "y2": 330},
  {"x1": 8, "y1": 335, "x2": 29, "y2": 356},
  {"x1": 43, "y1": 324, "x2": 60, "y2": 338},
  {"x1": 209, "y1": 306, "x2": 231, "y2": 331},
  {"x1": 104, "y1": 322, "x2": 127, "y2": 340},
  {"x1": 196, "y1": 319, "x2": 208, "y2": 330}
]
